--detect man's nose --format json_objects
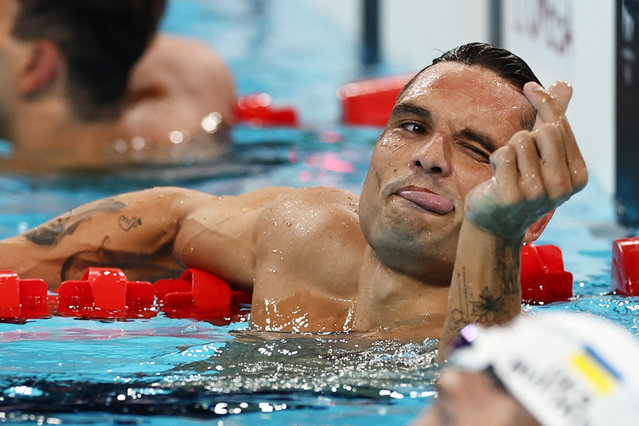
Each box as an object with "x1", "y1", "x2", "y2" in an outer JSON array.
[{"x1": 410, "y1": 134, "x2": 452, "y2": 175}]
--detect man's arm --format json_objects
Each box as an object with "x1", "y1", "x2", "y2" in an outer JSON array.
[
  {"x1": 0, "y1": 187, "x2": 207, "y2": 286},
  {"x1": 0, "y1": 186, "x2": 290, "y2": 288},
  {"x1": 440, "y1": 81, "x2": 588, "y2": 356}
]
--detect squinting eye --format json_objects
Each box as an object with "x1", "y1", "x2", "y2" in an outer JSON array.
[
  {"x1": 461, "y1": 143, "x2": 490, "y2": 162},
  {"x1": 400, "y1": 122, "x2": 426, "y2": 134}
]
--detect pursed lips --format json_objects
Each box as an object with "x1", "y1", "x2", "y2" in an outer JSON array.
[{"x1": 395, "y1": 186, "x2": 454, "y2": 215}]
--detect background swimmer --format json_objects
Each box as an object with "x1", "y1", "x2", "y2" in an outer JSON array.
[
  {"x1": 116, "y1": 35, "x2": 235, "y2": 160},
  {"x1": 0, "y1": 0, "x2": 234, "y2": 173},
  {"x1": 0, "y1": 43, "x2": 587, "y2": 353}
]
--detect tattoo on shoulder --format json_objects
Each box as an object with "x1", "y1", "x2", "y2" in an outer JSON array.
[{"x1": 23, "y1": 199, "x2": 127, "y2": 247}]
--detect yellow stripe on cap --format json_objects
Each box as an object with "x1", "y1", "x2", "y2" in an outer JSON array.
[{"x1": 570, "y1": 352, "x2": 617, "y2": 394}]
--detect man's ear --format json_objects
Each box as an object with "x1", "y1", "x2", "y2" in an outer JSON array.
[
  {"x1": 17, "y1": 40, "x2": 60, "y2": 95},
  {"x1": 523, "y1": 210, "x2": 555, "y2": 243}
]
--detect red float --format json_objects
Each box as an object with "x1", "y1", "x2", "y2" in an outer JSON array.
[
  {"x1": 0, "y1": 244, "x2": 574, "y2": 320},
  {"x1": 234, "y1": 93, "x2": 298, "y2": 127},
  {"x1": 520, "y1": 243, "x2": 573, "y2": 304},
  {"x1": 0, "y1": 271, "x2": 48, "y2": 318},
  {"x1": 57, "y1": 268, "x2": 155, "y2": 318},
  {"x1": 611, "y1": 237, "x2": 639, "y2": 295},
  {"x1": 337, "y1": 74, "x2": 413, "y2": 127}
]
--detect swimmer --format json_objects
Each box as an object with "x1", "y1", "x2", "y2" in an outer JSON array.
[
  {"x1": 413, "y1": 313, "x2": 639, "y2": 426},
  {"x1": 0, "y1": 43, "x2": 588, "y2": 352},
  {"x1": 114, "y1": 35, "x2": 235, "y2": 163},
  {"x1": 0, "y1": 0, "x2": 234, "y2": 173}
]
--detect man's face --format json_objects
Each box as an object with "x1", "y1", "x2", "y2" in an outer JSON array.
[
  {"x1": 415, "y1": 369, "x2": 539, "y2": 426},
  {"x1": 0, "y1": 0, "x2": 20, "y2": 139},
  {"x1": 359, "y1": 62, "x2": 533, "y2": 281}
]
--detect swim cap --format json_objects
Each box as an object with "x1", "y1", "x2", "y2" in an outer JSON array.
[{"x1": 450, "y1": 313, "x2": 639, "y2": 426}]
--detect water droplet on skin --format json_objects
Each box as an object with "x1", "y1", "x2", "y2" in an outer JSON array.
[{"x1": 285, "y1": 221, "x2": 292, "y2": 227}]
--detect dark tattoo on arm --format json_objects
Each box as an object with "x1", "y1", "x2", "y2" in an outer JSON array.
[
  {"x1": 495, "y1": 241, "x2": 521, "y2": 295},
  {"x1": 23, "y1": 200, "x2": 127, "y2": 247},
  {"x1": 61, "y1": 236, "x2": 182, "y2": 282},
  {"x1": 449, "y1": 286, "x2": 511, "y2": 331},
  {"x1": 447, "y1": 243, "x2": 520, "y2": 332},
  {"x1": 448, "y1": 268, "x2": 471, "y2": 332},
  {"x1": 469, "y1": 287, "x2": 508, "y2": 323},
  {"x1": 118, "y1": 216, "x2": 142, "y2": 231}
]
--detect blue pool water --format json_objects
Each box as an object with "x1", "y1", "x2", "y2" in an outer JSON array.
[{"x1": 0, "y1": 1, "x2": 637, "y2": 425}]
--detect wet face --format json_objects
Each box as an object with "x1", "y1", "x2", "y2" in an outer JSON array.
[
  {"x1": 0, "y1": 0, "x2": 20, "y2": 139},
  {"x1": 416, "y1": 369, "x2": 539, "y2": 426},
  {"x1": 359, "y1": 62, "x2": 533, "y2": 282}
]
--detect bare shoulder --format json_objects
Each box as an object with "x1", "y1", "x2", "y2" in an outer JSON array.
[
  {"x1": 136, "y1": 35, "x2": 233, "y2": 106},
  {"x1": 284, "y1": 186, "x2": 360, "y2": 205},
  {"x1": 119, "y1": 34, "x2": 235, "y2": 143},
  {"x1": 260, "y1": 187, "x2": 361, "y2": 226},
  {"x1": 254, "y1": 187, "x2": 365, "y2": 296}
]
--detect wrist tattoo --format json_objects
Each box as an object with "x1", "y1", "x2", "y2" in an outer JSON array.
[{"x1": 470, "y1": 287, "x2": 508, "y2": 323}]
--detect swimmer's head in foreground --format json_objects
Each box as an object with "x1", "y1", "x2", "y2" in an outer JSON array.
[{"x1": 414, "y1": 313, "x2": 639, "y2": 426}]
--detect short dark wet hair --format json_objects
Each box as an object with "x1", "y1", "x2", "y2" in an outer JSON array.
[
  {"x1": 12, "y1": 0, "x2": 167, "y2": 121},
  {"x1": 398, "y1": 42, "x2": 542, "y2": 130}
]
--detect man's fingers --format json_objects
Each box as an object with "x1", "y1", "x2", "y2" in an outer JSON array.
[
  {"x1": 524, "y1": 81, "x2": 587, "y2": 190},
  {"x1": 490, "y1": 146, "x2": 521, "y2": 205},
  {"x1": 524, "y1": 81, "x2": 572, "y2": 126},
  {"x1": 547, "y1": 81, "x2": 572, "y2": 113},
  {"x1": 533, "y1": 124, "x2": 572, "y2": 200},
  {"x1": 510, "y1": 132, "x2": 544, "y2": 201}
]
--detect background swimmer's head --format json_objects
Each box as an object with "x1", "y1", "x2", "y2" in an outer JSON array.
[
  {"x1": 398, "y1": 42, "x2": 542, "y2": 131},
  {"x1": 11, "y1": 0, "x2": 167, "y2": 122}
]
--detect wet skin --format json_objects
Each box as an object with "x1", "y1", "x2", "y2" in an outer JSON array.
[
  {"x1": 247, "y1": 63, "x2": 536, "y2": 334},
  {"x1": 414, "y1": 369, "x2": 539, "y2": 426},
  {"x1": 0, "y1": 60, "x2": 587, "y2": 342},
  {"x1": 360, "y1": 62, "x2": 534, "y2": 285}
]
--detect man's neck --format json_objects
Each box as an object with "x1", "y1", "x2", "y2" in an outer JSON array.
[
  {"x1": 7, "y1": 99, "x2": 119, "y2": 173},
  {"x1": 352, "y1": 246, "x2": 449, "y2": 337}
]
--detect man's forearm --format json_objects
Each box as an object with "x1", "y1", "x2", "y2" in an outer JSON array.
[
  {"x1": 0, "y1": 187, "x2": 204, "y2": 287},
  {"x1": 440, "y1": 219, "x2": 523, "y2": 357}
]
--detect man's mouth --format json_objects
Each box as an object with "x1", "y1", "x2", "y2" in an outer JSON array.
[{"x1": 396, "y1": 187, "x2": 454, "y2": 215}]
